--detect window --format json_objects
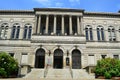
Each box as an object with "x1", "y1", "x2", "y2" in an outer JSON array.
[
  {"x1": 97, "y1": 26, "x2": 104, "y2": 41},
  {"x1": 23, "y1": 23, "x2": 32, "y2": 39},
  {"x1": 11, "y1": 23, "x2": 20, "y2": 39},
  {"x1": 0, "y1": 23, "x2": 9, "y2": 39},
  {"x1": 101, "y1": 55, "x2": 106, "y2": 59},
  {"x1": 85, "y1": 25, "x2": 93, "y2": 41},
  {"x1": 21, "y1": 53, "x2": 28, "y2": 64},
  {"x1": 113, "y1": 55, "x2": 119, "y2": 59},
  {"x1": 108, "y1": 26, "x2": 116, "y2": 41},
  {"x1": 88, "y1": 55, "x2": 95, "y2": 65}
]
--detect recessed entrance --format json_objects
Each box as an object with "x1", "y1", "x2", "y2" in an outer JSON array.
[
  {"x1": 35, "y1": 48, "x2": 45, "y2": 68},
  {"x1": 72, "y1": 49, "x2": 81, "y2": 69},
  {"x1": 54, "y1": 49, "x2": 63, "y2": 69}
]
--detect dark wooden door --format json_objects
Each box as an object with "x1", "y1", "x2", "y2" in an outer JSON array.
[{"x1": 72, "y1": 50, "x2": 81, "y2": 69}]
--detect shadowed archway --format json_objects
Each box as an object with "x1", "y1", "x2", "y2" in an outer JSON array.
[
  {"x1": 35, "y1": 48, "x2": 45, "y2": 68},
  {"x1": 54, "y1": 49, "x2": 63, "y2": 69},
  {"x1": 72, "y1": 49, "x2": 81, "y2": 69}
]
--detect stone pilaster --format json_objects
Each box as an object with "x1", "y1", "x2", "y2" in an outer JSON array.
[
  {"x1": 80, "y1": 17, "x2": 84, "y2": 35},
  {"x1": 33, "y1": 16, "x2": 37, "y2": 34}
]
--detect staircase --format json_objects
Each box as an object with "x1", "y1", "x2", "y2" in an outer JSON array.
[
  {"x1": 24, "y1": 69, "x2": 44, "y2": 78},
  {"x1": 24, "y1": 68, "x2": 95, "y2": 79},
  {"x1": 72, "y1": 69, "x2": 95, "y2": 79},
  {"x1": 46, "y1": 69, "x2": 72, "y2": 79}
]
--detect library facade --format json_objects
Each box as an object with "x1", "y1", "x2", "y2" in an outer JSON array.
[{"x1": 0, "y1": 8, "x2": 120, "y2": 76}]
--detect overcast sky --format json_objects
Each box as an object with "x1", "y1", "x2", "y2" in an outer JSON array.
[{"x1": 0, "y1": 0, "x2": 120, "y2": 12}]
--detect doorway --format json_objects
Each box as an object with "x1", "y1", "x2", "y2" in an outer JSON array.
[
  {"x1": 72, "y1": 49, "x2": 81, "y2": 69},
  {"x1": 35, "y1": 48, "x2": 45, "y2": 68},
  {"x1": 54, "y1": 49, "x2": 63, "y2": 69}
]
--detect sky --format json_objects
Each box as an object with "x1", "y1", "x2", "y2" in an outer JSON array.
[{"x1": 0, "y1": 0, "x2": 120, "y2": 12}]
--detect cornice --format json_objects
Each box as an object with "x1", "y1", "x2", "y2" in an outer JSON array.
[
  {"x1": 84, "y1": 12, "x2": 120, "y2": 18},
  {"x1": 0, "y1": 10, "x2": 34, "y2": 15},
  {"x1": 34, "y1": 8, "x2": 85, "y2": 13}
]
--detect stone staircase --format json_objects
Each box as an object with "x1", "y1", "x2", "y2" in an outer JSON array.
[
  {"x1": 24, "y1": 69, "x2": 44, "y2": 78},
  {"x1": 72, "y1": 69, "x2": 95, "y2": 79},
  {"x1": 24, "y1": 68, "x2": 95, "y2": 79},
  {"x1": 45, "y1": 69, "x2": 72, "y2": 79}
]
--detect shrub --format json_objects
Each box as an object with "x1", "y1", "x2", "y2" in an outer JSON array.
[
  {"x1": 95, "y1": 58, "x2": 120, "y2": 79},
  {"x1": 0, "y1": 52, "x2": 19, "y2": 78},
  {"x1": 104, "y1": 72, "x2": 111, "y2": 79}
]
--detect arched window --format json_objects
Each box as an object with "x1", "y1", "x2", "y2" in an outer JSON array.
[
  {"x1": 108, "y1": 26, "x2": 116, "y2": 41},
  {"x1": 23, "y1": 23, "x2": 32, "y2": 39},
  {"x1": 85, "y1": 25, "x2": 93, "y2": 41},
  {"x1": 97, "y1": 26, "x2": 104, "y2": 41},
  {"x1": 0, "y1": 23, "x2": 9, "y2": 39},
  {"x1": 11, "y1": 23, "x2": 20, "y2": 39}
]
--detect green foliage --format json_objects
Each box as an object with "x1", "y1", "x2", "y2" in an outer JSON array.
[
  {"x1": 104, "y1": 72, "x2": 112, "y2": 79},
  {"x1": 95, "y1": 58, "x2": 120, "y2": 79},
  {"x1": 0, "y1": 52, "x2": 19, "y2": 78}
]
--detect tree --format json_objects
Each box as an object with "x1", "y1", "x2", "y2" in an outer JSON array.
[
  {"x1": 95, "y1": 58, "x2": 120, "y2": 79},
  {"x1": 0, "y1": 52, "x2": 19, "y2": 78}
]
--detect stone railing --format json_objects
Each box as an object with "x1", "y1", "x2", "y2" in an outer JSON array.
[
  {"x1": 44, "y1": 65, "x2": 48, "y2": 78},
  {"x1": 69, "y1": 66, "x2": 73, "y2": 78}
]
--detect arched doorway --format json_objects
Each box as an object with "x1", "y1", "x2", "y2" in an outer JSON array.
[
  {"x1": 35, "y1": 48, "x2": 45, "y2": 68},
  {"x1": 54, "y1": 49, "x2": 63, "y2": 69},
  {"x1": 72, "y1": 49, "x2": 81, "y2": 69}
]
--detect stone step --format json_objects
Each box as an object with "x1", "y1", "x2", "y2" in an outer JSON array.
[
  {"x1": 72, "y1": 69, "x2": 95, "y2": 79},
  {"x1": 24, "y1": 69, "x2": 44, "y2": 78},
  {"x1": 46, "y1": 69, "x2": 72, "y2": 79}
]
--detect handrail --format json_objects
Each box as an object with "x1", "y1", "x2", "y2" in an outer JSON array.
[
  {"x1": 69, "y1": 66, "x2": 73, "y2": 78},
  {"x1": 44, "y1": 65, "x2": 48, "y2": 78}
]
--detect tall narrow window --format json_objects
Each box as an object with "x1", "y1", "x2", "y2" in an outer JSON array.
[
  {"x1": 11, "y1": 23, "x2": 20, "y2": 39},
  {"x1": 28, "y1": 26, "x2": 32, "y2": 39},
  {"x1": 97, "y1": 26, "x2": 104, "y2": 41},
  {"x1": 23, "y1": 23, "x2": 32, "y2": 39},
  {"x1": 85, "y1": 25, "x2": 93, "y2": 41},
  {"x1": 108, "y1": 26, "x2": 116, "y2": 41},
  {"x1": 0, "y1": 23, "x2": 9, "y2": 39},
  {"x1": 23, "y1": 26, "x2": 28, "y2": 39}
]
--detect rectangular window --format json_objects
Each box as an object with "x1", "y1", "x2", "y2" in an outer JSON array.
[
  {"x1": 21, "y1": 53, "x2": 28, "y2": 64},
  {"x1": 113, "y1": 55, "x2": 119, "y2": 59},
  {"x1": 88, "y1": 55, "x2": 95, "y2": 65}
]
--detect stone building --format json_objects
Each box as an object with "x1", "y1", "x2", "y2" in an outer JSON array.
[{"x1": 0, "y1": 8, "x2": 120, "y2": 78}]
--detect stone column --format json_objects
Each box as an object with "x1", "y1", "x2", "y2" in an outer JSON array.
[
  {"x1": 69, "y1": 16, "x2": 72, "y2": 35},
  {"x1": 77, "y1": 16, "x2": 80, "y2": 35},
  {"x1": 61, "y1": 15, "x2": 64, "y2": 35},
  {"x1": 45, "y1": 15, "x2": 49, "y2": 34},
  {"x1": 37, "y1": 15, "x2": 41, "y2": 34},
  {"x1": 53, "y1": 15, "x2": 57, "y2": 35}
]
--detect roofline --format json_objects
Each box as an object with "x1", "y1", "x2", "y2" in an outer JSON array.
[
  {"x1": 84, "y1": 12, "x2": 120, "y2": 17},
  {"x1": 0, "y1": 10, "x2": 34, "y2": 14},
  {"x1": 34, "y1": 8, "x2": 85, "y2": 12}
]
